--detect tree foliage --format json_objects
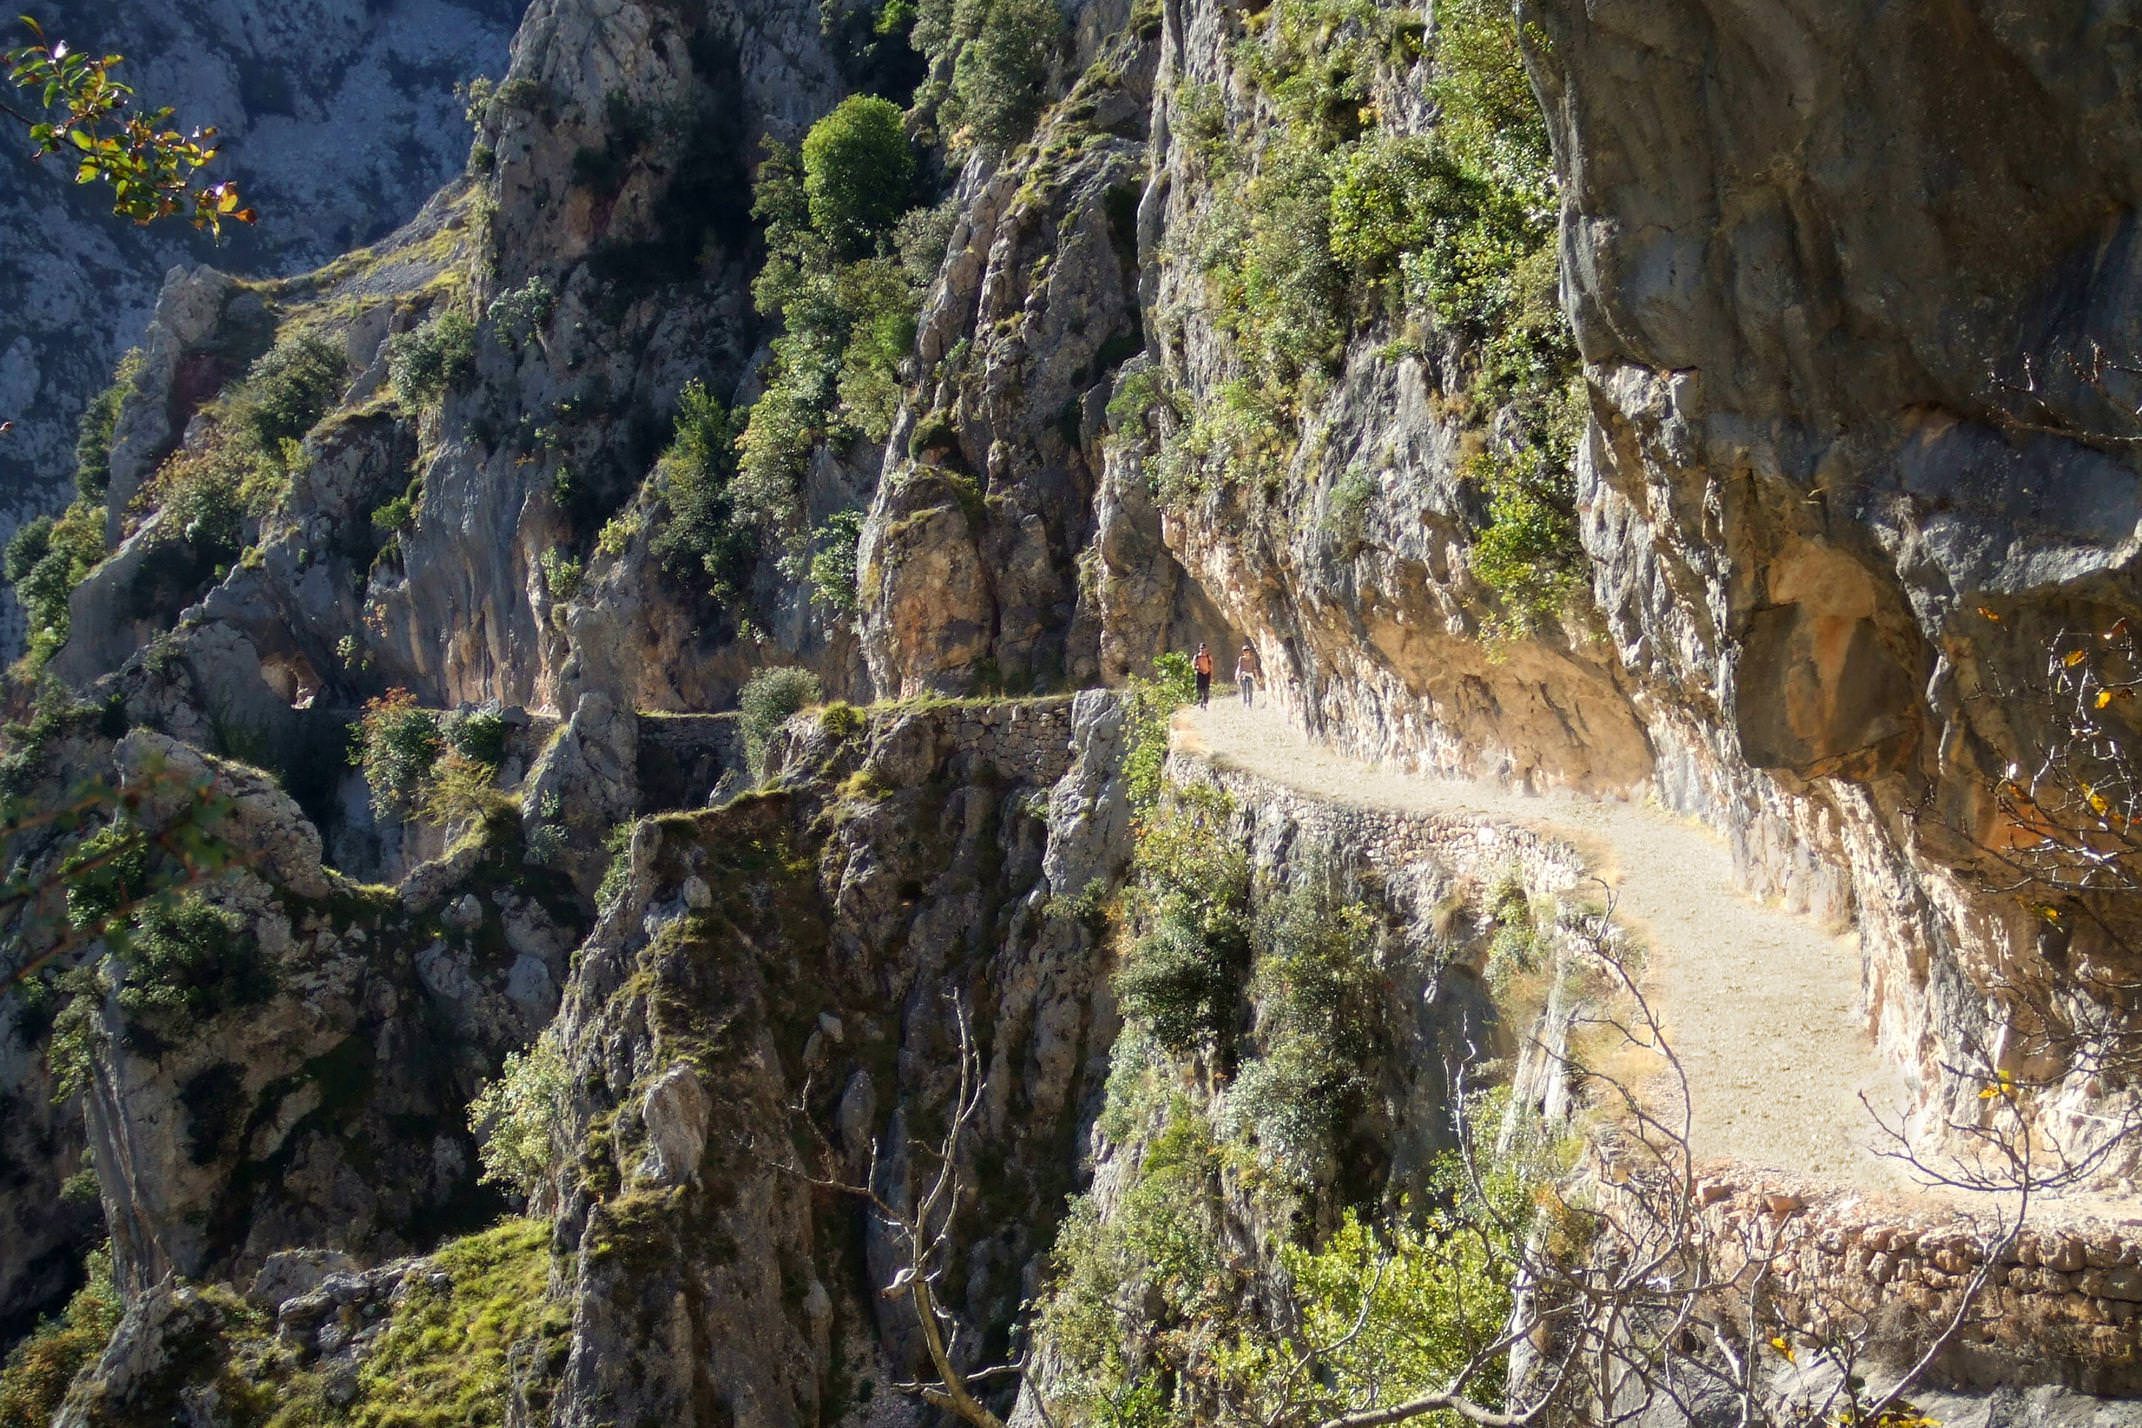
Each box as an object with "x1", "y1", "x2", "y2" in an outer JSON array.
[
  {"x1": 738, "y1": 665, "x2": 824, "y2": 779},
  {"x1": 0, "y1": 1243, "x2": 120, "y2": 1428},
  {"x1": 114, "y1": 893, "x2": 265, "y2": 1025},
  {"x1": 72, "y1": 348, "x2": 140, "y2": 499},
  {"x1": 5, "y1": 498, "x2": 102, "y2": 663},
  {"x1": 949, "y1": 0, "x2": 1061, "y2": 148},
  {"x1": 800, "y1": 95, "x2": 915, "y2": 254},
  {"x1": 807, "y1": 507, "x2": 867, "y2": 615},
  {"x1": 1120, "y1": 650, "x2": 1197, "y2": 810},
  {"x1": 350, "y1": 688, "x2": 443, "y2": 819},
  {"x1": 649, "y1": 378, "x2": 757, "y2": 601},
  {"x1": 1113, "y1": 782, "x2": 1253, "y2": 1055},
  {"x1": 2, "y1": 18, "x2": 254, "y2": 233},
  {"x1": 388, "y1": 310, "x2": 477, "y2": 411},
  {"x1": 468, "y1": 1037, "x2": 567, "y2": 1197},
  {"x1": 738, "y1": 121, "x2": 929, "y2": 543}
]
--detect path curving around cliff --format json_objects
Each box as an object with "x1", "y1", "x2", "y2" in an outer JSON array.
[{"x1": 1176, "y1": 698, "x2": 1919, "y2": 1191}]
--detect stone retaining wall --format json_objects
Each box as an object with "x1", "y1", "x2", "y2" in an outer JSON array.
[
  {"x1": 1182, "y1": 756, "x2": 1593, "y2": 902},
  {"x1": 1685, "y1": 1172, "x2": 2142, "y2": 1394},
  {"x1": 766, "y1": 696, "x2": 1084, "y2": 793},
  {"x1": 922, "y1": 698, "x2": 1081, "y2": 785},
  {"x1": 635, "y1": 712, "x2": 745, "y2": 811}
]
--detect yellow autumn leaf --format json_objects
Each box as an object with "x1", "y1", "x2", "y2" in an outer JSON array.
[
  {"x1": 2099, "y1": 690, "x2": 2116, "y2": 709},
  {"x1": 2065, "y1": 649, "x2": 2089, "y2": 667}
]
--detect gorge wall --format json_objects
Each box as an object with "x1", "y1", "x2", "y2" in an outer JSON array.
[
  {"x1": 0, "y1": 0, "x2": 526, "y2": 646},
  {"x1": 4, "y1": 0, "x2": 2141, "y2": 1420}
]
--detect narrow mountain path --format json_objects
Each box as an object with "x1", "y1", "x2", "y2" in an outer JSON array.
[{"x1": 1176, "y1": 699, "x2": 1916, "y2": 1190}]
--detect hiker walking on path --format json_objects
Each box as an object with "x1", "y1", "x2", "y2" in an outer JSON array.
[
  {"x1": 1235, "y1": 643, "x2": 1261, "y2": 708},
  {"x1": 1193, "y1": 642, "x2": 1214, "y2": 707}
]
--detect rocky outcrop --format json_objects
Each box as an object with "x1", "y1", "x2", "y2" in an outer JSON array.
[
  {"x1": 533, "y1": 694, "x2": 1125, "y2": 1425},
  {"x1": 16, "y1": 0, "x2": 2142, "y2": 1414},
  {"x1": 862, "y1": 25, "x2": 1187, "y2": 696},
  {"x1": 0, "y1": 0, "x2": 526, "y2": 648},
  {"x1": 56, "y1": 731, "x2": 582, "y2": 1300},
  {"x1": 1677, "y1": 1172, "x2": 2142, "y2": 1395},
  {"x1": 1519, "y1": 0, "x2": 2142, "y2": 1164}
]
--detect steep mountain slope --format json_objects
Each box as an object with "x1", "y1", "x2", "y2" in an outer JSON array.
[
  {"x1": 4, "y1": 0, "x2": 2141, "y2": 1421},
  {"x1": 0, "y1": 0, "x2": 526, "y2": 647}
]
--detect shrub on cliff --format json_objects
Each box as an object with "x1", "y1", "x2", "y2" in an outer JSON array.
[
  {"x1": 351, "y1": 688, "x2": 444, "y2": 818},
  {"x1": 115, "y1": 894, "x2": 267, "y2": 1025},
  {"x1": 72, "y1": 348, "x2": 141, "y2": 499},
  {"x1": 742, "y1": 129, "x2": 924, "y2": 532},
  {"x1": 4, "y1": 498, "x2": 103, "y2": 663},
  {"x1": 949, "y1": 0, "x2": 1062, "y2": 148},
  {"x1": 4, "y1": 347, "x2": 151, "y2": 664},
  {"x1": 389, "y1": 309, "x2": 477, "y2": 410},
  {"x1": 1121, "y1": 651, "x2": 1199, "y2": 808},
  {"x1": 739, "y1": 666, "x2": 824, "y2": 779},
  {"x1": 0, "y1": 1243, "x2": 119, "y2": 1428},
  {"x1": 1220, "y1": 881, "x2": 1380, "y2": 1188},
  {"x1": 1114, "y1": 782, "x2": 1253, "y2": 1053},
  {"x1": 650, "y1": 380, "x2": 757, "y2": 601},
  {"x1": 224, "y1": 331, "x2": 346, "y2": 451},
  {"x1": 808, "y1": 508, "x2": 868, "y2": 615},
  {"x1": 469, "y1": 1037, "x2": 567, "y2": 1196}
]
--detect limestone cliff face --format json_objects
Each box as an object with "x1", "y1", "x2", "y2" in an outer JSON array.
[
  {"x1": 854, "y1": 0, "x2": 2142, "y2": 1170},
  {"x1": 11, "y1": 0, "x2": 2142, "y2": 1416},
  {"x1": 4, "y1": 727, "x2": 582, "y2": 1323},
  {"x1": 1528, "y1": 0, "x2": 2142, "y2": 1155},
  {"x1": 0, "y1": 0, "x2": 525, "y2": 646},
  {"x1": 46, "y1": 0, "x2": 863, "y2": 726},
  {"x1": 525, "y1": 697, "x2": 1124, "y2": 1425}
]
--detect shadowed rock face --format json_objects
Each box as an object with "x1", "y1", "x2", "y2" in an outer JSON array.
[
  {"x1": 1527, "y1": 0, "x2": 2142, "y2": 1148},
  {"x1": 0, "y1": 0, "x2": 526, "y2": 650}
]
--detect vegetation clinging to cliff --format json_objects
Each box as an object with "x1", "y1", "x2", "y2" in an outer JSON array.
[
  {"x1": 9, "y1": 327, "x2": 345, "y2": 672},
  {"x1": 1037, "y1": 771, "x2": 1527, "y2": 1426},
  {"x1": 0, "y1": 1243, "x2": 118, "y2": 1428},
  {"x1": 1156, "y1": 0, "x2": 1586, "y2": 635},
  {"x1": 739, "y1": 108, "x2": 927, "y2": 537},
  {"x1": 649, "y1": 379, "x2": 757, "y2": 602},
  {"x1": 911, "y1": 0, "x2": 1065, "y2": 149},
  {"x1": 739, "y1": 665, "x2": 825, "y2": 778}
]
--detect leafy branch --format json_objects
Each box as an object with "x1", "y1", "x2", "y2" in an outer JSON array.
[{"x1": 3, "y1": 15, "x2": 255, "y2": 235}]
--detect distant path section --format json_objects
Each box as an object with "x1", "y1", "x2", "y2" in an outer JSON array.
[{"x1": 1177, "y1": 699, "x2": 1913, "y2": 1189}]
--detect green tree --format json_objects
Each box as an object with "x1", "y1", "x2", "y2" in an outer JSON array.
[
  {"x1": 388, "y1": 310, "x2": 477, "y2": 410},
  {"x1": 800, "y1": 95, "x2": 915, "y2": 253},
  {"x1": 807, "y1": 508, "x2": 868, "y2": 615},
  {"x1": 223, "y1": 331, "x2": 346, "y2": 449},
  {"x1": 650, "y1": 379, "x2": 758, "y2": 599},
  {"x1": 738, "y1": 666, "x2": 823, "y2": 779},
  {"x1": 951, "y1": 0, "x2": 1062, "y2": 148},
  {"x1": 1, "y1": 18, "x2": 253, "y2": 233},
  {"x1": 72, "y1": 349, "x2": 141, "y2": 499},
  {"x1": 0, "y1": 1243, "x2": 120, "y2": 1428},
  {"x1": 350, "y1": 688, "x2": 444, "y2": 818},
  {"x1": 468, "y1": 1037, "x2": 567, "y2": 1196}
]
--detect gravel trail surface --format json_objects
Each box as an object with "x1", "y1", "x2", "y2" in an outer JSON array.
[{"x1": 1180, "y1": 699, "x2": 1915, "y2": 1188}]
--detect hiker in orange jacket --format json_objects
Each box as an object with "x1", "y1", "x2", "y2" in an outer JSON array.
[{"x1": 1193, "y1": 642, "x2": 1214, "y2": 707}]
